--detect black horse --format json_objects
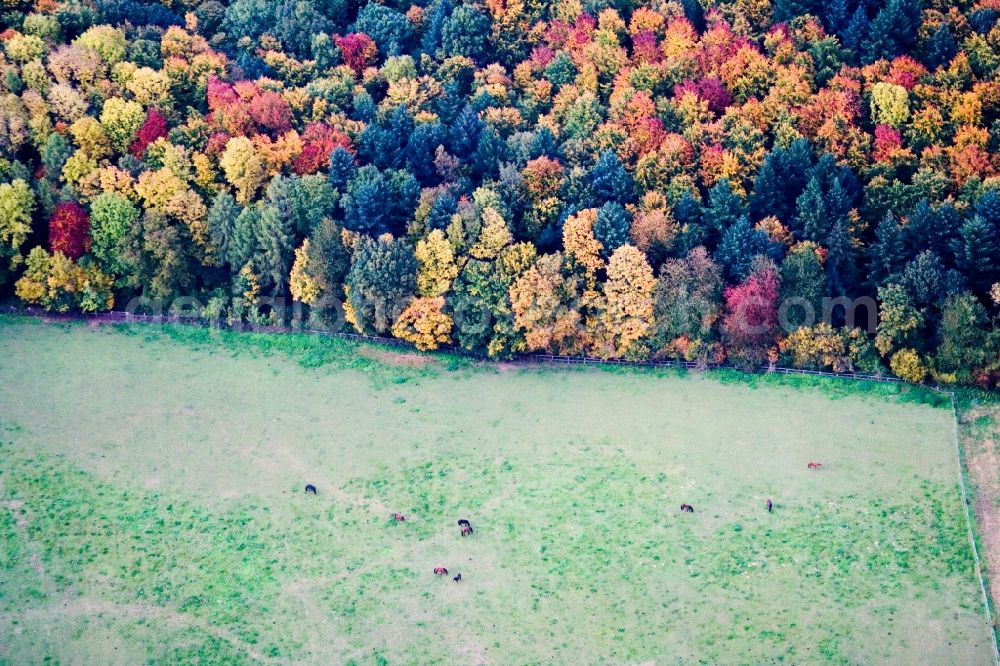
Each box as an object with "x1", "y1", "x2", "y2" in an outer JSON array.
[{"x1": 305, "y1": 484, "x2": 317, "y2": 494}]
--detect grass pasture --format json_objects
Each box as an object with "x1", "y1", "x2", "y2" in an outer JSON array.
[{"x1": 0, "y1": 317, "x2": 994, "y2": 664}]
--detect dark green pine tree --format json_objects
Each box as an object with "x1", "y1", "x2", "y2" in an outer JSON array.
[
  {"x1": 975, "y1": 188, "x2": 1000, "y2": 227},
  {"x1": 406, "y1": 121, "x2": 447, "y2": 185},
  {"x1": 349, "y1": 2, "x2": 413, "y2": 56},
  {"x1": 824, "y1": 217, "x2": 857, "y2": 297},
  {"x1": 346, "y1": 235, "x2": 418, "y2": 334},
  {"x1": 773, "y1": 0, "x2": 819, "y2": 23},
  {"x1": 256, "y1": 204, "x2": 294, "y2": 294},
  {"x1": 426, "y1": 190, "x2": 458, "y2": 231},
  {"x1": 342, "y1": 166, "x2": 390, "y2": 235},
  {"x1": 703, "y1": 178, "x2": 745, "y2": 246},
  {"x1": 714, "y1": 215, "x2": 779, "y2": 283},
  {"x1": 474, "y1": 127, "x2": 508, "y2": 180},
  {"x1": 588, "y1": 150, "x2": 635, "y2": 205},
  {"x1": 265, "y1": 175, "x2": 336, "y2": 238},
  {"x1": 594, "y1": 202, "x2": 632, "y2": 259},
  {"x1": 825, "y1": 177, "x2": 852, "y2": 222},
  {"x1": 780, "y1": 245, "x2": 826, "y2": 330},
  {"x1": 420, "y1": 0, "x2": 453, "y2": 56},
  {"x1": 448, "y1": 106, "x2": 483, "y2": 160},
  {"x1": 308, "y1": 217, "x2": 351, "y2": 299},
  {"x1": 672, "y1": 191, "x2": 705, "y2": 255},
  {"x1": 793, "y1": 176, "x2": 828, "y2": 241},
  {"x1": 923, "y1": 23, "x2": 958, "y2": 70},
  {"x1": 868, "y1": 212, "x2": 906, "y2": 289},
  {"x1": 933, "y1": 202, "x2": 962, "y2": 266},
  {"x1": 328, "y1": 146, "x2": 357, "y2": 194},
  {"x1": 903, "y1": 199, "x2": 939, "y2": 260},
  {"x1": 951, "y1": 215, "x2": 1000, "y2": 294},
  {"x1": 823, "y1": 0, "x2": 850, "y2": 36},
  {"x1": 779, "y1": 139, "x2": 815, "y2": 204},
  {"x1": 841, "y1": 7, "x2": 870, "y2": 61},
  {"x1": 40, "y1": 133, "x2": 73, "y2": 180},
  {"x1": 749, "y1": 151, "x2": 783, "y2": 222},
  {"x1": 901, "y1": 250, "x2": 949, "y2": 310},
  {"x1": 206, "y1": 191, "x2": 242, "y2": 268},
  {"x1": 229, "y1": 205, "x2": 261, "y2": 271},
  {"x1": 440, "y1": 5, "x2": 491, "y2": 63},
  {"x1": 386, "y1": 169, "x2": 420, "y2": 234},
  {"x1": 862, "y1": 0, "x2": 919, "y2": 64},
  {"x1": 358, "y1": 105, "x2": 413, "y2": 170}
]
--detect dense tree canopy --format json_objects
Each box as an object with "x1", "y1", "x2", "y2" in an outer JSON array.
[{"x1": 1, "y1": 0, "x2": 999, "y2": 382}]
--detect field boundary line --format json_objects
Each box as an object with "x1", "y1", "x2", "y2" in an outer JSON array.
[
  {"x1": 4, "y1": 306, "x2": 914, "y2": 385},
  {"x1": 938, "y1": 387, "x2": 1000, "y2": 666}
]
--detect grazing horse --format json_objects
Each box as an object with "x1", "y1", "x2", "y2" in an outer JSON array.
[
  {"x1": 453, "y1": 573, "x2": 462, "y2": 582},
  {"x1": 766, "y1": 498, "x2": 773, "y2": 513},
  {"x1": 393, "y1": 513, "x2": 406, "y2": 522},
  {"x1": 807, "y1": 462, "x2": 823, "y2": 469},
  {"x1": 433, "y1": 567, "x2": 448, "y2": 575},
  {"x1": 458, "y1": 519, "x2": 473, "y2": 536},
  {"x1": 304, "y1": 484, "x2": 317, "y2": 494},
  {"x1": 679, "y1": 503, "x2": 694, "y2": 513}
]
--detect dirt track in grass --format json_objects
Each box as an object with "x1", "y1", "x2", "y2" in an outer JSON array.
[{"x1": 959, "y1": 401, "x2": 1000, "y2": 642}]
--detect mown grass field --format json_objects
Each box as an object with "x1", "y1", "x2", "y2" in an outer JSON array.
[{"x1": 0, "y1": 317, "x2": 994, "y2": 665}]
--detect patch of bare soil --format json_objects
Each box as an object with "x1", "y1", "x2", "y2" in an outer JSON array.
[
  {"x1": 961, "y1": 406, "x2": 1000, "y2": 633},
  {"x1": 358, "y1": 345, "x2": 435, "y2": 367},
  {"x1": 3, "y1": 500, "x2": 26, "y2": 528}
]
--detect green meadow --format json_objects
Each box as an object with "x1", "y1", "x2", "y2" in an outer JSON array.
[{"x1": 0, "y1": 317, "x2": 992, "y2": 664}]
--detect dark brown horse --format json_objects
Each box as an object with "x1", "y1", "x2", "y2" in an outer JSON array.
[
  {"x1": 458, "y1": 519, "x2": 473, "y2": 536},
  {"x1": 679, "y1": 503, "x2": 694, "y2": 513}
]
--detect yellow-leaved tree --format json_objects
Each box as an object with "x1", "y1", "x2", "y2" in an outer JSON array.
[
  {"x1": 562, "y1": 208, "x2": 603, "y2": 275},
  {"x1": 889, "y1": 348, "x2": 926, "y2": 383},
  {"x1": 415, "y1": 229, "x2": 459, "y2": 297},
  {"x1": 469, "y1": 207, "x2": 513, "y2": 259},
  {"x1": 220, "y1": 136, "x2": 268, "y2": 204},
  {"x1": 391, "y1": 296, "x2": 453, "y2": 350},
  {"x1": 599, "y1": 244, "x2": 655, "y2": 358},
  {"x1": 509, "y1": 252, "x2": 586, "y2": 354},
  {"x1": 289, "y1": 239, "x2": 321, "y2": 304},
  {"x1": 15, "y1": 247, "x2": 115, "y2": 312}
]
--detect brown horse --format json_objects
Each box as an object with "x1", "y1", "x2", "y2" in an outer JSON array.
[
  {"x1": 393, "y1": 513, "x2": 406, "y2": 522},
  {"x1": 433, "y1": 567, "x2": 448, "y2": 575},
  {"x1": 458, "y1": 519, "x2": 473, "y2": 536},
  {"x1": 679, "y1": 503, "x2": 694, "y2": 513},
  {"x1": 807, "y1": 462, "x2": 823, "y2": 469}
]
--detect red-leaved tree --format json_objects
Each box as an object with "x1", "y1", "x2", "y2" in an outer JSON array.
[
  {"x1": 293, "y1": 123, "x2": 353, "y2": 175},
  {"x1": 129, "y1": 108, "x2": 168, "y2": 158},
  {"x1": 336, "y1": 33, "x2": 378, "y2": 75},
  {"x1": 49, "y1": 202, "x2": 91, "y2": 260},
  {"x1": 721, "y1": 264, "x2": 780, "y2": 367},
  {"x1": 248, "y1": 90, "x2": 293, "y2": 136}
]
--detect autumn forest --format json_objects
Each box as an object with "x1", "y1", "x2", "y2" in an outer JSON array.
[{"x1": 1, "y1": 0, "x2": 1000, "y2": 385}]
